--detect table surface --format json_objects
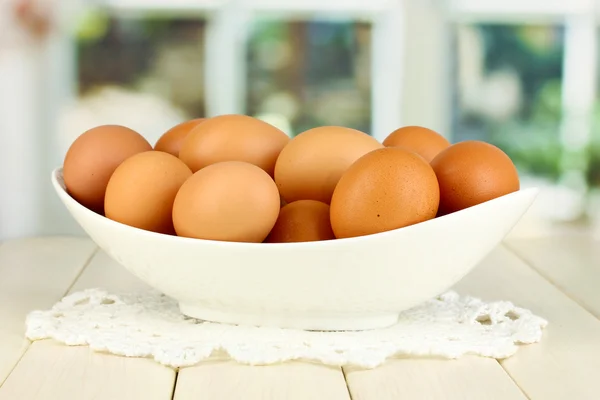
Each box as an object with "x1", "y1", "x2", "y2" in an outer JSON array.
[{"x1": 0, "y1": 234, "x2": 598, "y2": 400}]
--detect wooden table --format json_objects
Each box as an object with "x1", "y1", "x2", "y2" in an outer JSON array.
[{"x1": 0, "y1": 235, "x2": 598, "y2": 400}]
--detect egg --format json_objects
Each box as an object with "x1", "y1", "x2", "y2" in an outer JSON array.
[
  {"x1": 265, "y1": 200, "x2": 334, "y2": 243},
  {"x1": 154, "y1": 118, "x2": 206, "y2": 157},
  {"x1": 104, "y1": 151, "x2": 192, "y2": 234},
  {"x1": 63, "y1": 125, "x2": 152, "y2": 214},
  {"x1": 172, "y1": 161, "x2": 280, "y2": 242},
  {"x1": 431, "y1": 140, "x2": 520, "y2": 215},
  {"x1": 178, "y1": 114, "x2": 290, "y2": 176},
  {"x1": 330, "y1": 147, "x2": 439, "y2": 239},
  {"x1": 274, "y1": 126, "x2": 383, "y2": 204},
  {"x1": 383, "y1": 125, "x2": 450, "y2": 162}
]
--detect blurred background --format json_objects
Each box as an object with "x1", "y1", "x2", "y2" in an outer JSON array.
[{"x1": 2, "y1": 0, "x2": 600, "y2": 240}]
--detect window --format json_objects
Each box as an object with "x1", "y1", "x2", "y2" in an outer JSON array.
[
  {"x1": 246, "y1": 19, "x2": 372, "y2": 136},
  {"x1": 59, "y1": 10, "x2": 207, "y2": 153},
  {"x1": 452, "y1": 24, "x2": 565, "y2": 183}
]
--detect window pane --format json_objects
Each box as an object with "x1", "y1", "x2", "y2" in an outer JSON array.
[
  {"x1": 246, "y1": 19, "x2": 372, "y2": 136},
  {"x1": 587, "y1": 29, "x2": 600, "y2": 224},
  {"x1": 590, "y1": 29, "x2": 600, "y2": 190},
  {"x1": 61, "y1": 11, "x2": 206, "y2": 150},
  {"x1": 452, "y1": 24, "x2": 564, "y2": 182}
]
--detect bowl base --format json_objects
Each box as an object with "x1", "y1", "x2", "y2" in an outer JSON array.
[{"x1": 179, "y1": 303, "x2": 399, "y2": 331}]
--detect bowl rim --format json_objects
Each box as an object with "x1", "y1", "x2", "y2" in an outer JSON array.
[{"x1": 52, "y1": 166, "x2": 539, "y2": 249}]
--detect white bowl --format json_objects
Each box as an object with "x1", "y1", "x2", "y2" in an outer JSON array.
[{"x1": 52, "y1": 167, "x2": 538, "y2": 331}]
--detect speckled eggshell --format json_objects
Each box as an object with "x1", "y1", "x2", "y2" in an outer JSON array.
[
  {"x1": 265, "y1": 200, "x2": 335, "y2": 243},
  {"x1": 274, "y1": 126, "x2": 383, "y2": 204},
  {"x1": 104, "y1": 151, "x2": 192, "y2": 235},
  {"x1": 330, "y1": 147, "x2": 440, "y2": 239},
  {"x1": 154, "y1": 118, "x2": 206, "y2": 157},
  {"x1": 63, "y1": 125, "x2": 152, "y2": 214},
  {"x1": 172, "y1": 161, "x2": 280, "y2": 243},
  {"x1": 179, "y1": 114, "x2": 289, "y2": 176},
  {"x1": 430, "y1": 140, "x2": 520, "y2": 215},
  {"x1": 383, "y1": 125, "x2": 450, "y2": 162}
]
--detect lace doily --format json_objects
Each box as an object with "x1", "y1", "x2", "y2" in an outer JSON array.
[{"x1": 25, "y1": 289, "x2": 547, "y2": 369}]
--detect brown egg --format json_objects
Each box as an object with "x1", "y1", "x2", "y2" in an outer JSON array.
[
  {"x1": 274, "y1": 126, "x2": 383, "y2": 204},
  {"x1": 179, "y1": 114, "x2": 290, "y2": 176},
  {"x1": 265, "y1": 200, "x2": 335, "y2": 243},
  {"x1": 104, "y1": 151, "x2": 192, "y2": 234},
  {"x1": 154, "y1": 118, "x2": 205, "y2": 157},
  {"x1": 383, "y1": 125, "x2": 450, "y2": 162},
  {"x1": 63, "y1": 125, "x2": 152, "y2": 214},
  {"x1": 431, "y1": 140, "x2": 520, "y2": 215},
  {"x1": 173, "y1": 161, "x2": 280, "y2": 242},
  {"x1": 330, "y1": 147, "x2": 439, "y2": 239}
]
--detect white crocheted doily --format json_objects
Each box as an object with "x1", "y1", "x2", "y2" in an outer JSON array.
[{"x1": 25, "y1": 289, "x2": 547, "y2": 369}]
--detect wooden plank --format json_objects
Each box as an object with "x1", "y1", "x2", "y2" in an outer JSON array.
[
  {"x1": 175, "y1": 359, "x2": 350, "y2": 400},
  {"x1": 506, "y1": 234, "x2": 600, "y2": 319},
  {"x1": 0, "y1": 341, "x2": 174, "y2": 400},
  {"x1": 69, "y1": 250, "x2": 150, "y2": 294},
  {"x1": 0, "y1": 248, "x2": 177, "y2": 400},
  {"x1": 453, "y1": 245, "x2": 600, "y2": 400},
  {"x1": 0, "y1": 237, "x2": 97, "y2": 385},
  {"x1": 345, "y1": 357, "x2": 527, "y2": 400}
]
